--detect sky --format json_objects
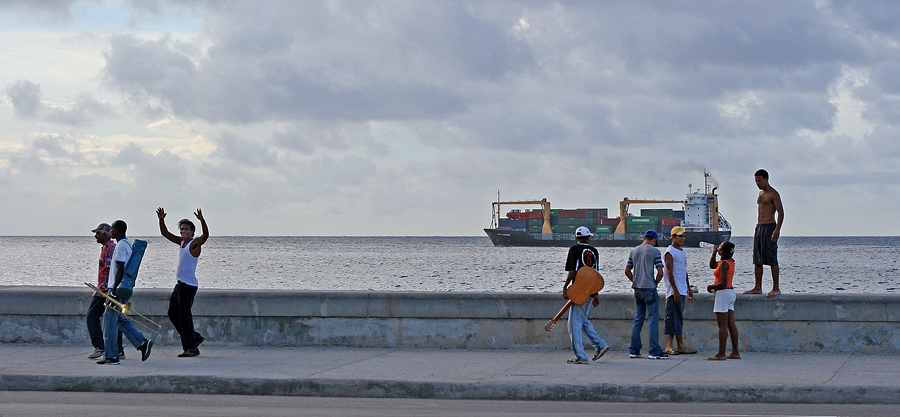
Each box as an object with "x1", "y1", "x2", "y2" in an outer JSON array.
[{"x1": 0, "y1": 0, "x2": 898, "y2": 237}]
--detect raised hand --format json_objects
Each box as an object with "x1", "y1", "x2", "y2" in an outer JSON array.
[
  {"x1": 194, "y1": 208, "x2": 204, "y2": 221},
  {"x1": 156, "y1": 207, "x2": 167, "y2": 220}
]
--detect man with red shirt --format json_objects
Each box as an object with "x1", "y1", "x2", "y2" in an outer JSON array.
[{"x1": 86, "y1": 223, "x2": 122, "y2": 360}]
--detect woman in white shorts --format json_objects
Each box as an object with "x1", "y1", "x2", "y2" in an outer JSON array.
[{"x1": 706, "y1": 241, "x2": 739, "y2": 360}]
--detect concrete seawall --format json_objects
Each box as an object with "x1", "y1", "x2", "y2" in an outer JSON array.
[{"x1": 2, "y1": 286, "x2": 898, "y2": 353}]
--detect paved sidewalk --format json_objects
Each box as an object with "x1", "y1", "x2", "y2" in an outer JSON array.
[{"x1": 1, "y1": 344, "x2": 898, "y2": 403}]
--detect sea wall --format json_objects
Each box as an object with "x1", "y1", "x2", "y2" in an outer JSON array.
[{"x1": 2, "y1": 286, "x2": 899, "y2": 353}]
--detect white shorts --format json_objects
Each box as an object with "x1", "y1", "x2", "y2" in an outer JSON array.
[{"x1": 713, "y1": 288, "x2": 736, "y2": 313}]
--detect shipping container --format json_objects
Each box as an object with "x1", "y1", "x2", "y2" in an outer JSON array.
[
  {"x1": 522, "y1": 211, "x2": 543, "y2": 219},
  {"x1": 641, "y1": 208, "x2": 673, "y2": 217},
  {"x1": 558, "y1": 209, "x2": 590, "y2": 218},
  {"x1": 499, "y1": 219, "x2": 527, "y2": 228},
  {"x1": 594, "y1": 225, "x2": 614, "y2": 233},
  {"x1": 598, "y1": 218, "x2": 620, "y2": 226},
  {"x1": 625, "y1": 216, "x2": 659, "y2": 225},
  {"x1": 659, "y1": 225, "x2": 675, "y2": 234},
  {"x1": 552, "y1": 224, "x2": 580, "y2": 234},
  {"x1": 660, "y1": 218, "x2": 680, "y2": 226},
  {"x1": 672, "y1": 210, "x2": 685, "y2": 219},
  {"x1": 526, "y1": 218, "x2": 544, "y2": 226},
  {"x1": 556, "y1": 217, "x2": 593, "y2": 226},
  {"x1": 625, "y1": 223, "x2": 659, "y2": 234}
]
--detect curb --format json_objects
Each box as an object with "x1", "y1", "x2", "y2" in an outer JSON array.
[{"x1": 2, "y1": 375, "x2": 898, "y2": 404}]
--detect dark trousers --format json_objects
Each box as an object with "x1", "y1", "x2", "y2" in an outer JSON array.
[
  {"x1": 664, "y1": 296, "x2": 685, "y2": 335},
  {"x1": 87, "y1": 295, "x2": 123, "y2": 352},
  {"x1": 168, "y1": 281, "x2": 202, "y2": 351}
]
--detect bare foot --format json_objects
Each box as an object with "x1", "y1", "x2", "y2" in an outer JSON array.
[
  {"x1": 726, "y1": 353, "x2": 741, "y2": 360},
  {"x1": 766, "y1": 290, "x2": 781, "y2": 298},
  {"x1": 743, "y1": 289, "x2": 763, "y2": 295}
]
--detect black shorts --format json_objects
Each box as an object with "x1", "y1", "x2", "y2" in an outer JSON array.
[{"x1": 753, "y1": 223, "x2": 778, "y2": 266}]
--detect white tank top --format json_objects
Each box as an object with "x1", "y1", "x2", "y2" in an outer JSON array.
[
  {"x1": 663, "y1": 245, "x2": 687, "y2": 298},
  {"x1": 176, "y1": 239, "x2": 199, "y2": 287}
]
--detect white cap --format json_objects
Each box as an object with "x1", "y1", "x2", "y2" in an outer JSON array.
[{"x1": 575, "y1": 226, "x2": 594, "y2": 237}]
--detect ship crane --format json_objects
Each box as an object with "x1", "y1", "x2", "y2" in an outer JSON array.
[
  {"x1": 492, "y1": 198, "x2": 553, "y2": 235},
  {"x1": 614, "y1": 198, "x2": 684, "y2": 234}
]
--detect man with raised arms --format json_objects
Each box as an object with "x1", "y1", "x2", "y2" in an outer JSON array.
[
  {"x1": 157, "y1": 207, "x2": 209, "y2": 358},
  {"x1": 744, "y1": 169, "x2": 784, "y2": 298}
]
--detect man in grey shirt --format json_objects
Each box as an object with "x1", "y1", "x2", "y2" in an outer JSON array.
[{"x1": 625, "y1": 230, "x2": 667, "y2": 359}]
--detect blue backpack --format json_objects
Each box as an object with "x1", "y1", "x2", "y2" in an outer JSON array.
[{"x1": 118, "y1": 239, "x2": 147, "y2": 292}]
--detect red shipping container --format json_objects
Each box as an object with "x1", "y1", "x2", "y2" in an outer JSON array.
[
  {"x1": 660, "y1": 218, "x2": 680, "y2": 226},
  {"x1": 523, "y1": 211, "x2": 543, "y2": 219},
  {"x1": 598, "y1": 218, "x2": 621, "y2": 226},
  {"x1": 558, "y1": 210, "x2": 589, "y2": 218}
]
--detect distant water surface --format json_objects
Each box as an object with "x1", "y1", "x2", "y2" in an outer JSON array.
[{"x1": 2, "y1": 236, "x2": 897, "y2": 294}]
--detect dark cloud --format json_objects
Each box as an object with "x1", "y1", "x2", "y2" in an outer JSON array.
[
  {"x1": 4, "y1": 80, "x2": 115, "y2": 126},
  {"x1": 0, "y1": 0, "x2": 84, "y2": 23},
  {"x1": 6, "y1": 80, "x2": 42, "y2": 118},
  {"x1": 100, "y1": 1, "x2": 538, "y2": 124},
  {"x1": 213, "y1": 131, "x2": 277, "y2": 167}
]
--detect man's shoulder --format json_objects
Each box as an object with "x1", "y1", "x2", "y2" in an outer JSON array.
[{"x1": 568, "y1": 243, "x2": 596, "y2": 253}]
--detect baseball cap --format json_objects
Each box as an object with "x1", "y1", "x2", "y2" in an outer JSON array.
[
  {"x1": 574, "y1": 226, "x2": 594, "y2": 237},
  {"x1": 643, "y1": 230, "x2": 659, "y2": 240},
  {"x1": 670, "y1": 226, "x2": 687, "y2": 236},
  {"x1": 91, "y1": 223, "x2": 112, "y2": 234}
]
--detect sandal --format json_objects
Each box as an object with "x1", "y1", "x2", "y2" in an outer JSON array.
[
  {"x1": 706, "y1": 355, "x2": 727, "y2": 361},
  {"x1": 678, "y1": 348, "x2": 697, "y2": 354},
  {"x1": 663, "y1": 349, "x2": 680, "y2": 355},
  {"x1": 726, "y1": 354, "x2": 741, "y2": 360}
]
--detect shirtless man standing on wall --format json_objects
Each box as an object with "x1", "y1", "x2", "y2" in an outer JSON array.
[{"x1": 744, "y1": 169, "x2": 784, "y2": 298}]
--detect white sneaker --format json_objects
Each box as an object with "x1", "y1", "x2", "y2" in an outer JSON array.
[{"x1": 88, "y1": 348, "x2": 104, "y2": 359}]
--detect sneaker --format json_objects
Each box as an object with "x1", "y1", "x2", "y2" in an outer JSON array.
[
  {"x1": 648, "y1": 353, "x2": 670, "y2": 360},
  {"x1": 566, "y1": 358, "x2": 589, "y2": 364},
  {"x1": 592, "y1": 346, "x2": 610, "y2": 361},
  {"x1": 88, "y1": 348, "x2": 104, "y2": 359},
  {"x1": 178, "y1": 348, "x2": 200, "y2": 358},
  {"x1": 118, "y1": 351, "x2": 125, "y2": 360},
  {"x1": 138, "y1": 339, "x2": 153, "y2": 362},
  {"x1": 629, "y1": 353, "x2": 641, "y2": 359},
  {"x1": 96, "y1": 357, "x2": 120, "y2": 365},
  {"x1": 195, "y1": 335, "x2": 204, "y2": 347}
]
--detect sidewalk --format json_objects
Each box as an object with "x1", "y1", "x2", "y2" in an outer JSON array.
[{"x1": 1, "y1": 344, "x2": 898, "y2": 404}]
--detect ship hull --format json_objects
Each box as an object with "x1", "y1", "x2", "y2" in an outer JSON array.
[{"x1": 484, "y1": 228, "x2": 731, "y2": 248}]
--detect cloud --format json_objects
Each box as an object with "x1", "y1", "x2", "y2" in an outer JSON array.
[
  {"x1": 4, "y1": 80, "x2": 116, "y2": 126},
  {"x1": 100, "y1": 1, "x2": 539, "y2": 124},
  {"x1": 0, "y1": 0, "x2": 85, "y2": 23},
  {"x1": 3, "y1": 1, "x2": 900, "y2": 236},
  {"x1": 212, "y1": 131, "x2": 277, "y2": 167}
]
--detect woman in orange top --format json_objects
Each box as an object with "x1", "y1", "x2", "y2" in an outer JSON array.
[{"x1": 706, "y1": 241, "x2": 739, "y2": 360}]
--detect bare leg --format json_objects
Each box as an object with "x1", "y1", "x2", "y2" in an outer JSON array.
[
  {"x1": 674, "y1": 334, "x2": 695, "y2": 353},
  {"x1": 664, "y1": 334, "x2": 675, "y2": 353},
  {"x1": 711, "y1": 312, "x2": 728, "y2": 359},
  {"x1": 767, "y1": 266, "x2": 781, "y2": 297},
  {"x1": 726, "y1": 310, "x2": 740, "y2": 359},
  {"x1": 744, "y1": 265, "x2": 763, "y2": 294}
]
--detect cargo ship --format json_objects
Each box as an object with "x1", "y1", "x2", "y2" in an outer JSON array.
[{"x1": 484, "y1": 171, "x2": 732, "y2": 247}]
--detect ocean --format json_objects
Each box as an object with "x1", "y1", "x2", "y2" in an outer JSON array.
[{"x1": 2, "y1": 236, "x2": 897, "y2": 294}]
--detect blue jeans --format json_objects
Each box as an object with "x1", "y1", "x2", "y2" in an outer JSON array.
[
  {"x1": 568, "y1": 299, "x2": 607, "y2": 362},
  {"x1": 87, "y1": 295, "x2": 122, "y2": 352},
  {"x1": 630, "y1": 288, "x2": 663, "y2": 356},
  {"x1": 102, "y1": 292, "x2": 146, "y2": 359}
]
